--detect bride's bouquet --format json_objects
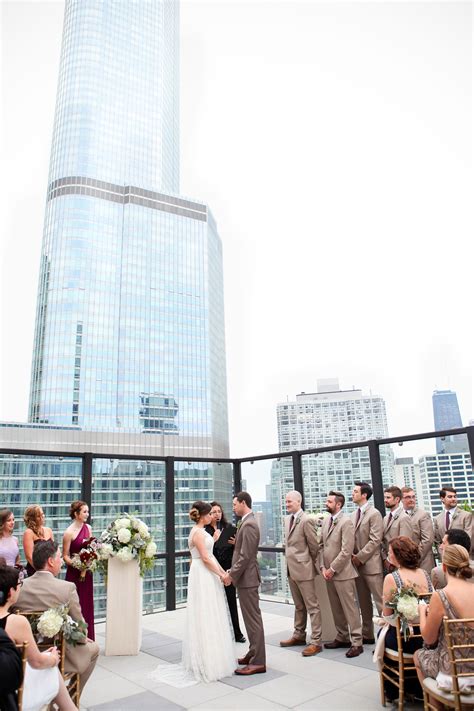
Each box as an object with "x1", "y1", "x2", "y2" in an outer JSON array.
[
  {"x1": 385, "y1": 584, "x2": 420, "y2": 639},
  {"x1": 99, "y1": 512, "x2": 157, "y2": 577},
  {"x1": 70, "y1": 536, "x2": 101, "y2": 581}
]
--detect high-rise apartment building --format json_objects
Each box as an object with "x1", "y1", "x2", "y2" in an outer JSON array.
[
  {"x1": 432, "y1": 390, "x2": 468, "y2": 455},
  {"x1": 394, "y1": 457, "x2": 429, "y2": 510},
  {"x1": 419, "y1": 452, "x2": 473, "y2": 516}
]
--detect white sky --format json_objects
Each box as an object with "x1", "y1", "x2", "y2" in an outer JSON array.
[{"x1": 0, "y1": 0, "x2": 472, "y2": 499}]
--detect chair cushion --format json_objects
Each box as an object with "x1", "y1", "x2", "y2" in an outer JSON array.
[
  {"x1": 423, "y1": 676, "x2": 474, "y2": 705},
  {"x1": 384, "y1": 648, "x2": 415, "y2": 662}
]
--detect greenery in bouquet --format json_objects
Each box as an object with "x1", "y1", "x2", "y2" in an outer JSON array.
[
  {"x1": 70, "y1": 536, "x2": 101, "y2": 581},
  {"x1": 99, "y1": 512, "x2": 157, "y2": 577},
  {"x1": 385, "y1": 583, "x2": 420, "y2": 639},
  {"x1": 32, "y1": 603, "x2": 87, "y2": 646}
]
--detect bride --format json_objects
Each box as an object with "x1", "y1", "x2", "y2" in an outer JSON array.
[{"x1": 152, "y1": 500, "x2": 236, "y2": 685}]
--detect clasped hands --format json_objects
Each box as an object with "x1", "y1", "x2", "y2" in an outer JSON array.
[{"x1": 221, "y1": 571, "x2": 233, "y2": 586}]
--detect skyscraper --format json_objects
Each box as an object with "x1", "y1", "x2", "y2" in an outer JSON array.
[
  {"x1": 28, "y1": 0, "x2": 229, "y2": 458},
  {"x1": 432, "y1": 390, "x2": 468, "y2": 455}
]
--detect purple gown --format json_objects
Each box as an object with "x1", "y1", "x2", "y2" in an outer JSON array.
[{"x1": 65, "y1": 523, "x2": 95, "y2": 640}]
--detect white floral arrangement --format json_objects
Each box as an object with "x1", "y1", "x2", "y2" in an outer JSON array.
[
  {"x1": 33, "y1": 603, "x2": 87, "y2": 646},
  {"x1": 385, "y1": 584, "x2": 420, "y2": 639},
  {"x1": 99, "y1": 513, "x2": 157, "y2": 576},
  {"x1": 307, "y1": 510, "x2": 331, "y2": 542}
]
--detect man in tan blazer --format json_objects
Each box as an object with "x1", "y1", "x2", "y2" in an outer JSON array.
[
  {"x1": 401, "y1": 487, "x2": 435, "y2": 573},
  {"x1": 382, "y1": 486, "x2": 413, "y2": 571},
  {"x1": 15, "y1": 539, "x2": 99, "y2": 691},
  {"x1": 319, "y1": 490, "x2": 363, "y2": 658},
  {"x1": 433, "y1": 486, "x2": 473, "y2": 551},
  {"x1": 225, "y1": 491, "x2": 266, "y2": 675},
  {"x1": 280, "y1": 490, "x2": 322, "y2": 656},
  {"x1": 351, "y1": 481, "x2": 383, "y2": 644}
]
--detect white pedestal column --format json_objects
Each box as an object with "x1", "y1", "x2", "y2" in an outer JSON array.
[{"x1": 105, "y1": 557, "x2": 143, "y2": 656}]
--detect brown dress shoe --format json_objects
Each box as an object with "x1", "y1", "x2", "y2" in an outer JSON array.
[
  {"x1": 324, "y1": 640, "x2": 351, "y2": 649},
  {"x1": 280, "y1": 637, "x2": 307, "y2": 647},
  {"x1": 234, "y1": 664, "x2": 266, "y2": 675},
  {"x1": 302, "y1": 644, "x2": 322, "y2": 657},
  {"x1": 237, "y1": 652, "x2": 252, "y2": 665},
  {"x1": 345, "y1": 645, "x2": 364, "y2": 658}
]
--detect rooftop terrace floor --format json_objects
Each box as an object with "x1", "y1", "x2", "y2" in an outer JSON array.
[{"x1": 81, "y1": 600, "x2": 422, "y2": 710}]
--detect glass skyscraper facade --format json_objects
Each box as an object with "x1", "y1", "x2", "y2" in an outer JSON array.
[
  {"x1": 432, "y1": 389, "x2": 468, "y2": 455},
  {"x1": 29, "y1": 0, "x2": 229, "y2": 458}
]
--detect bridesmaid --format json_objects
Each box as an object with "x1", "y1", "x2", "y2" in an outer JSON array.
[
  {"x1": 23, "y1": 505, "x2": 54, "y2": 577},
  {"x1": 62, "y1": 500, "x2": 95, "y2": 640},
  {"x1": 0, "y1": 509, "x2": 20, "y2": 567}
]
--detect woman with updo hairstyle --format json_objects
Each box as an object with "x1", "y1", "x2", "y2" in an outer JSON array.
[
  {"x1": 150, "y1": 499, "x2": 235, "y2": 685},
  {"x1": 415, "y1": 544, "x2": 474, "y2": 700},
  {"x1": 62, "y1": 500, "x2": 95, "y2": 640},
  {"x1": 23, "y1": 505, "x2": 54, "y2": 577},
  {"x1": 0, "y1": 564, "x2": 78, "y2": 709}
]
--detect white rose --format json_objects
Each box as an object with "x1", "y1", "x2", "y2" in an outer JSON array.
[
  {"x1": 37, "y1": 609, "x2": 63, "y2": 638},
  {"x1": 99, "y1": 543, "x2": 114, "y2": 560},
  {"x1": 116, "y1": 547, "x2": 134, "y2": 562},
  {"x1": 117, "y1": 527, "x2": 132, "y2": 544},
  {"x1": 145, "y1": 541, "x2": 157, "y2": 558},
  {"x1": 115, "y1": 517, "x2": 131, "y2": 529},
  {"x1": 397, "y1": 595, "x2": 419, "y2": 621},
  {"x1": 137, "y1": 522, "x2": 149, "y2": 538}
]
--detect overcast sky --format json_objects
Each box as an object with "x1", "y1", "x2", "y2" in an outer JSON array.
[{"x1": 1, "y1": 0, "x2": 472, "y2": 499}]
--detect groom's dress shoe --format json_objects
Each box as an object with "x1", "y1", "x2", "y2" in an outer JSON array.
[
  {"x1": 324, "y1": 640, "x2": 351, "y2": 649},
  {"x1": 237, "y1": 653, "x2": 252, "y2": 665},
  {"x1": 280, "y1": 636, "x2": 306, "y2": 647},
  {"x1": 234, "y1": 665, "x2": 266, "y2": 676}
]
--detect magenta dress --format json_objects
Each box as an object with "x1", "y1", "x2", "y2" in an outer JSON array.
[{"x1": 65, "y1": 524, "x2": 95, "y2": 640}]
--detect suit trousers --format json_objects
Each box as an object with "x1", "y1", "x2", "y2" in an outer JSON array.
[
  {"x1": 326, "y1": 578, "x2": 363, "y2": 646},
  {"x1": 65, "y1": 638, "x2": 100, "y2": 691},
  {"x1": 225, "y1": 583, "x2": 243, "y2": 637},
  {"x1": 288, "y1": 575, "x2": 322, "y2": 645},
  {"x1": 354, "y1": 572, "x2": 383, "y2": 638},
  {"x1": 237, "y1": 586, "x2": 266, "y2": 665}
]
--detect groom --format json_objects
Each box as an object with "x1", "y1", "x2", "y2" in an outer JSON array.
[{"x1": 223, "y1": 491, "x2": 266, "y2": 675}]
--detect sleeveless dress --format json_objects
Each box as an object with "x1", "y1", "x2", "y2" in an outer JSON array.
[
  {"x1": 150, "y1": 527, "x2": 236, "y2": 686},
  {"x1": 385, "y1": 568, "x2": 434, "y2": 654},
  {"x1": 0, "y1": 535, "x2": 19, "y2": 566},
  {"x1": 0, "y1": 613, "x2": 59, "y2": 711},
  {"x1": 25, "y1": 534, "x2": 53, "y2": 578},
  {"x1": 65, "y1": 523, "x2": 95, "y2": 640}
]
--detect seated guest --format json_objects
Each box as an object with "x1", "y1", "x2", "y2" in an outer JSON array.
[
  {"x1": 0, "y1": 627, "x2": 23, "y2": 711},
  {"x1": 381, "y1": 536, "x2": 433, "y2": 702},
  {"x1": 415, "y1": 544, "x2": 474, "y2": 703},
  {"x1": 0, "y1": 509, "x2": 20, "y2": 567},
  {"x1": 0, "y1": 564, "x2": 77, "y2": 710},
  {"x1": 15, "y1": 540, "x2": 99, "y2": 692},
  {"x1": 431, "y1": 528, "x2": 473, "y2": 590},
  {"x1": 23, "y1": 505, "x2": 54, "y2": 577}
]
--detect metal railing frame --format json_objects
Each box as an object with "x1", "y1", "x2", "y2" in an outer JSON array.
[{"x1": 1, "y1": 425, "x2": 473, "y2": 610}]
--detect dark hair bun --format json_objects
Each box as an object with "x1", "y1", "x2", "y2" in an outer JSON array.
[
  {"x1": 189, "y1": 508, "x2": 200, "y2": 522},
  {"x1": 459, "y1": 565, "x2": 473, "y2": 579}
]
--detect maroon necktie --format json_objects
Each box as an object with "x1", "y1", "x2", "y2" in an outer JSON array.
[
  {"x1": 289, "y1": 514, "x2": 296, "y2": 532},
  {"x1": 445, "y1": 510, "x2": 450, "y2": 531},
  {"x1": 387, "y1": 512, "x2": 393, "y2": 527},
  {"x1": 356, "y1": 508, "x2": 362, "y2": 525}
]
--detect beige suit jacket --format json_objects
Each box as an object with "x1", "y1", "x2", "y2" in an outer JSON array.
[
  {"x1": 229, "y1": 513, "x2": 261, "y2": 588},
  {"x1": 382, "y1": 506, "x2": 413, "y2": 558},
  {"x1": 319, "y1": 513, "x2": 358, "y2": 581},
  {"x1": 284, "y1": 512, "x2": 319, "y2": 582},
  {"x1": 351, "y1": 505, "x2": 383, "y2": 575},
  {"x1": 406, "y1": 508, "x2": 435, "y2": 568},
  {"x1": 433, "y1": 507, "x2": 473, "y2": 546},
  {"x1": 15, "y1": 570, "x2": 93, "y2": 676}
]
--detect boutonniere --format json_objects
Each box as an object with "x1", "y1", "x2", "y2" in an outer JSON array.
[{"x1": 236, "y1": 520, "x2": 242, "y2": 530}]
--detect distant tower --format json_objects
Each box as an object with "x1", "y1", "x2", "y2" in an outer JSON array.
[{"x1": 432, "y1": 390, "x2": 468, "y2": 454}]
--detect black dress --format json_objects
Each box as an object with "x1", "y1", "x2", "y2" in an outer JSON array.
[{"x1": 205, "y1": 523, "x2": 244, "y2": 640}]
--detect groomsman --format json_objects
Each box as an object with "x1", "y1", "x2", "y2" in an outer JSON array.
[
  {"x1": 433, "y1": 486, "x2": 473, "y2": 551},
  {"x1": 382, "y1": 486, "x2": 412, "y2": 571},
  {"x1": 401, "y1": 487, "x2": 435, "y2": 573},
  {"x1": 351, "y1": 481, "x2": 383, "y2": 644},
  {"x1": 280, "y1": 490, "x2": 322, "y2": 656},
  {"x1": 320, "y1": 491, "x2": 363, "y2": 658}
]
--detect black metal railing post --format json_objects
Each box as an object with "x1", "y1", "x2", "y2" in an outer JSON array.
[
  {"x1": 466, "y1": 426, "x2": 474, "y2": 471},
  {"x1": 165, "y1": 456, "x2": 176, "y2": 611},
  {"x1": 81, "y1": 453, "x2": 93, "y2": 519},
  {"x1": 233, "y1": 460, "x2": 242, "y2": 495},
  {"x1": 368, "y1": 441, "x2": 385, "y2": 515},
  {"x1": 292, "y1": 452, "x2": 304, "y2": 509}
]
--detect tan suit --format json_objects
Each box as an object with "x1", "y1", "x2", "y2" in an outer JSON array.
[
  {"x1": 351, "y1": 505, "x2": 383, "y2": 639},
  {"x1": 319, "y1": 513, "x2": 362, "y2": 646},
  {"x1": 16, "y1": 570, "x2": 99, "y2": 690},
  {"x1": 229, "y1": 513, "x2": 265, "y2": 665},
  {"x1": 284, "y1": 511, "x2": 322, "y2": 645},
  {"x1": 406, "y1": 508, "x2": 435, "y2": 572},
  {"x1": 382, "y1": 505, "x2": 413, "y2": 559},
  {"x1": 434, "y1": 507, "x2": 473, "y2": 549}
]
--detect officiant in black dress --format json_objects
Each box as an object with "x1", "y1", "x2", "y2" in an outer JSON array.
[{"x1": 205, "y1": 501, "x2": 246, "y2": 643}]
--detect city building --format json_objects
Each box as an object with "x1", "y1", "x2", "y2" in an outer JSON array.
[
  {"x1": 394, "y1": 456, "x2": 430, "y2": 510},
  {"x1": 419, "y1": 452, "x2": 473, "y2": 516},
  {"x1": 1, "y1": 0, "x2": 231, "y2": 614},
  {"x1": 432, "y1": 390, "x2": 468, "y2": 454}
]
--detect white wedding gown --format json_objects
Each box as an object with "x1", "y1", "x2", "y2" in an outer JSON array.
[{"x1": 150, "y1": 527, "x2": 236, "y2": 686}]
